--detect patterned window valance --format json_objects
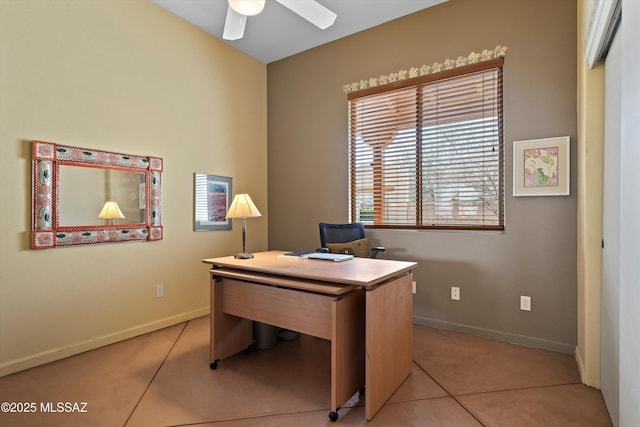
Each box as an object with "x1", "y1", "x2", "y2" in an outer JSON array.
[{"x1": 342, "y1": 45, "x2": 508, "y2": 94}]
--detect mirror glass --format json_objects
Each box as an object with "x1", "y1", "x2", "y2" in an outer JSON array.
[{"x1": 58, "y1": 166, "x2": 146, "y2": 226}]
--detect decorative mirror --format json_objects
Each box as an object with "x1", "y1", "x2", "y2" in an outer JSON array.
[{"x1": 31, "y1": 140, "x2": 163, "y2": 249}]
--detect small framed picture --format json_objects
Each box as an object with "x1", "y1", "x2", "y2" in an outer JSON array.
[
  {"x1": 194, "y1": 173, "x2": 232, "y2": 231},
  {"x1": 513, "y1": 136, "x2": 570, "y2": 196}
]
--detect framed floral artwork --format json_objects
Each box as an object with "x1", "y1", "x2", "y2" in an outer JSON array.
[{"x1": 513, "y1": 136, "x2": 570, "y2": 196}]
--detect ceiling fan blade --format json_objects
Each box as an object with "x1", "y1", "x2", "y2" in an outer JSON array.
[
  {"x1": 222, "y1": 6, "x2": 247, "y2": 40},
  {"x1": 274, "y1": 0, "x2": 337, "y2": 30}
]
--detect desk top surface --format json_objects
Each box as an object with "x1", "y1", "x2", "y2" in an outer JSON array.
[{"x1": 203, "y1": 251, "x2": 416, "y2": 287}]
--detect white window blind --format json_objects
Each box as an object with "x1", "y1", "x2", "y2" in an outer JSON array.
[{"x1": 348, "y1": 58, "x2": 504, "y2": 230}]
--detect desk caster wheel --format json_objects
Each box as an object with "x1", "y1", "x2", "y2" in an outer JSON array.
[
  {"x1": 359, "y1": 386, "x2": 366, "y2": 396},
  {"x1": 328, "y1": 411, "x2": 339, "y2": 422},
  {"x1": 209, "y1": 359, "x2": 219, "y2": 370}
]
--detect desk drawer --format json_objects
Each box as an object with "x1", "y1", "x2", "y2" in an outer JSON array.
[{"x1": 221, "y1": 278, "x2": 334, "y2": 340}]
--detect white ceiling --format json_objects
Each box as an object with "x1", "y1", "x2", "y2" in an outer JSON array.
[{"x1": 151, "y1": 0, "x2": 447, "y2": 64}]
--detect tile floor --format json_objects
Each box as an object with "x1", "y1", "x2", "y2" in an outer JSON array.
[{"x1": 0, "y1": 316, "x2": 612, "y2": 426}]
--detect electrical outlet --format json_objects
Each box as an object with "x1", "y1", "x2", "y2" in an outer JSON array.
[
  {"x1": 451, "y1": 286, "x2": 460, "y2": 301},
  {"x1": 412, "y1": 281, "x2": 417, "y2": 294},
  {"x1": 520, "y1": 295, "x2": 531, "y2": 311},
  {"x1": 156, "y1": 284, "x2": 164, "y2": 298}
]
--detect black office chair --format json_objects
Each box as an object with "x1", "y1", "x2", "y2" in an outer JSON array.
[{"x1": 318, "y1": 222, "x2": 385, "y2": 258}]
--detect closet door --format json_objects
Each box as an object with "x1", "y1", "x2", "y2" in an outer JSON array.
[{"x1": 601, "y1": 31, "x2": 621, "y2": 427}]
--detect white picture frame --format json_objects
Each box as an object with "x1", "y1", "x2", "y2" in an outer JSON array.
[{"x1": 513, "y1": 136, "x2": 570, "y2": 197}]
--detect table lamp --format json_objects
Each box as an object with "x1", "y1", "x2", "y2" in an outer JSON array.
[
  {"x1": 226, "y1": 193, "x2": 261, "y2": 259},
  {"x1": 98, "y1": 201, "x2": 125, "y2": 225}
]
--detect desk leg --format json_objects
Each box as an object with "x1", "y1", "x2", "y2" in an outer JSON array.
[
  {"x1": 365, "y1": 274, "x2": 413, "y2": 420},
  {"x1": 210, "y1": 277, "x2": 253, "y2": 367},
  {"x1": 331, "y1": 291, "x2": 365, "y2": 420}
]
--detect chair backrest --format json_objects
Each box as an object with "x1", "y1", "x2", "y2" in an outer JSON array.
[{"x1": 319, "y1": 222, "x2": 366, "y2": 247}]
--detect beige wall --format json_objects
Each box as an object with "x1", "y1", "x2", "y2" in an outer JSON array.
[
  {"x1": 0, "y1": 0, "x2": 268, "y2": 376},
  {"x1": 576, "y1": 0, "x2": 604, "y2": 388},
  {"x1": 268, "y1": 0, "x2": 578, "y2": 353}
]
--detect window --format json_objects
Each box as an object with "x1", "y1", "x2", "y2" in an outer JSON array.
[{"x1": 348, "y1": 58, "x2": 504, "y2": 230}]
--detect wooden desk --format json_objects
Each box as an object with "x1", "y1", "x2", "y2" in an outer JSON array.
[{"x1": 202, "y1": 251, "x2": 416, "y2": 422}]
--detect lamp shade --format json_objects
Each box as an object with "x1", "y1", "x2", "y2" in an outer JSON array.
[
  {"x1": 228, "y1": 0, "x2": 265, "y2": 16},
  {"x1": 226, "y1": 194, "x2": 262, "y2": 219},
  {"x1": 98, "y1": 201, "x2": 125, "y2": 220}
]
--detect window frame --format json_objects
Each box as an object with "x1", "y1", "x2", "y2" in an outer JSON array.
[{"x1": 348, "y1": 58, "x2": 504, "y2": 231}]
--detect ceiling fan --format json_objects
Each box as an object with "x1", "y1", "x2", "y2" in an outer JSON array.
[{"x1": 223, "y1": 0, "x2": 337, "y2": 40}]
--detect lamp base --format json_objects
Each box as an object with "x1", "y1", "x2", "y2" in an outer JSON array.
[{"x1": 234, "y1": 252, "x2": 254, "y2": 259}]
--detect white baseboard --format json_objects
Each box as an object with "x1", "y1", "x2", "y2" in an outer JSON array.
[
  {"x1": 413, "y1": 315, "x2": 576, "y2": 355},
  {"x1": 0, "y1": 307, "x2": 210, "y2": 378}
]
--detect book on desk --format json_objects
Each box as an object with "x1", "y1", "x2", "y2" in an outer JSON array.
[{"x1": 278, "y1": 252, "x2": 354, "y2": 262}]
